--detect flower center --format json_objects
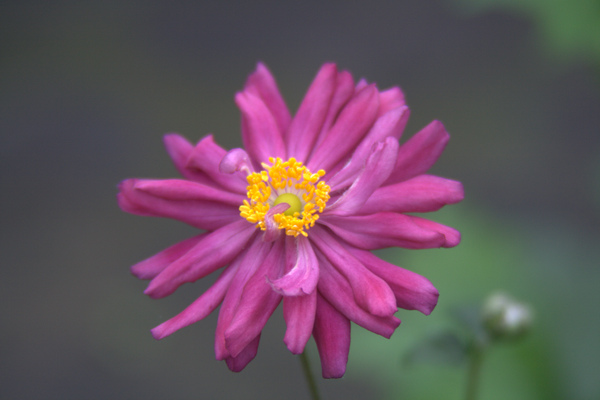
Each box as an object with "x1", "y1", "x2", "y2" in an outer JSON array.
[
  {"x1": 273, "y1": 193, "x2": 302, "y2": 216},
  {"x1": 239, "y1": 157, "x2": 330, "y2": 237}
]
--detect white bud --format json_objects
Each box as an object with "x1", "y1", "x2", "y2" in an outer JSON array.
[{"x1": 482, "y1": 291, "x2": 533, "y2": 340}]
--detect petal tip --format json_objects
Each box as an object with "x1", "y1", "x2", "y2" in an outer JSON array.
[
  {"x1": 150, "y1": 325, "x2": 166, "y2": 340},
  {"x1": 443, "y1": 230, "x2": 461, "y2": 247}
]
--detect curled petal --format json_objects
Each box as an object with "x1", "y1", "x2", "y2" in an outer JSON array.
[
  {"x1": 411, "y1": 216, "x2": 461, "y2": 248},
  {"x1": 236, "y1": 91, "x2": 286, "y2": 164},
  {"x1": 316, "y1": 249, "x2": 401, "y2": 337},
  {"x1": 163, "y1": 134, "x2": 213, "y2": 184},
  {"x1": 185, "y1": 135, "x2": 248, "y2": 193},
  {"x1": 325, "y1": 137, "x2": 398, "y2": 216},
  {"x1": 311, "y1": 227, "x2": 397, "y2": 317},
  {"x1": 224, "y1": 239, "x2": 285, "y2": 358},
  {"x1": 215, "y1": 238, "x2": 270, "y2": 360},
  {"x1": 378, "y1": 87, "x2": 406, "y2": 117},
  {"x1": 359, "y1": 104, "x2": 408, "y2": 148},
  {"x1": 385, "y1": 120, "x2": 450, "y2": 184},
  {"x1": 219, "y1": 148, "x2": 254, "y2": 175},
  {"x1": 130, "y1": 234, "x2": 204, "y2": 280},
  {"x1": 151, "y1": 262, "x2": 240, "y2": 339},
  {"x1": 359, "y1": 174, "x2": 464, "y2": 215},
  {"x1": 312, "y1": 70, "x2": 355, "y2": 151},
  {"x1": 308, "y1": 85, "x2": 380, "y2": 172},
  {"x1": 286, "y1": 63, "x2": 338, "y2": 161},
  {"x1": 243, "y1": 62, "x2": 291, "y2": 134},
  {"x1": 117, "y1": 178, "x2": 241, "y2": 231},
  {"x1": 355, "y1": 78, "x2": 368, "y2": 91},
  {"x1": 347, "y1": 246, "x2": 439, "y2": 315},
  {"x1": 321, "y1": 212, "x2": 450, "y2": 250},
  {"x1": 225, "y1": 335, "x2": 261, "y2": 373},
  {"x1": 144, "y1": 220, "x2": 255, "y2": 299},
  {"x1": 313, "y1": 294, "x2": 350, "y2": 379},
  {"x1": 283, "y1": 290, "x2": 317, "y2": 354},
  {"x1": 327, "y1": 106, "x2": 408, "y2": 190},
  {"x1": 268, "y1": 235, "x2": 319, "y2": 296},
  {"x1": 262, "y1": 203, "x2": 289, "y2": 242},
  {"x1": 163, "y1": 133, "x2": 193, "y2": 172}
]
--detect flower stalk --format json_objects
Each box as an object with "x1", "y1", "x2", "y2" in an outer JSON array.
[
  {"x1": 299, "y1": 351, "x2": 321, "y2": 400},
  {"x1": 465, "y1": 339, "x2": 485, "y2": 400},
  {"x1": 466, "y1": 291, "x2": 533, "y2": 400}
]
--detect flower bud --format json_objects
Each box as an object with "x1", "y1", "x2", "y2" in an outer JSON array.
[{"x1": 482, "y1": 292, "x2": 533, "y2": 340}]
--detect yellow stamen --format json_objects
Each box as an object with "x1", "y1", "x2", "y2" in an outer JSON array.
[{"x1": 239, "y1": 157, "x2": 330, "y2": 237}]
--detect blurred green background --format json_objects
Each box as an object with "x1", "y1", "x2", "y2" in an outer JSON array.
[{"x1": 1, "y1": 1, "x2": 599, "y2": 399}]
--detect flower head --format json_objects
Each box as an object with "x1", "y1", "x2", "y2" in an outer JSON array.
[{"x1": 118, "y1": 63, "x2": 464, "y2": 378}]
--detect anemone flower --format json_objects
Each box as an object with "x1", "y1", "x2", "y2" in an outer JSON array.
[{"x1": 118, "y1": 62, "x2": 463, "y2": 378}]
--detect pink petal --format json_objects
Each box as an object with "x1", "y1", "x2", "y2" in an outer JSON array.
[
  {"x1": 378, "y1": 87, "x2": 406, "y2": 117},
  {"x1": 268, "y1": 235, "x2": 319, "y2": 296},
  {"x1": 163, "y1": 134, "x2": 212, "y2": 184},
  {"x1": 185, "y1": 135, "x2": 247, "y2": 193},
  {"x1": 311, "y1": 227, "x2": 397, "y2": 317},
  {"x1": 163, "y1": 133, "x2": 193, "y2": 170},
  {"x1": 133, "y1": 179, "x2": 244, "y2": 205},
  {"x1": 308, "y1": 85, "x2": 380, "y2": 172},
  {"x1": 313, "y1": 294, "x2": 350, "y2": 379},
  {"x1": 262, "y1": 203, "x2": 289, "y2": 243},
  {"x1": 283, "y1": 290, "x2": 317, "y2": 354},
  {"x1": 347, "y1": 246, "x2": 439, "y2": 315},
  {"x1": 320, "y1": 212, "x2": 447, "y2": 250},
  {"x1": 219, "y1": 148, "x2": 254, "y2": 175},
  {"x1": 312, "y1": 70, "x2": 355, "y2": 151},
  {"x1": 236, "y1": 90, "x2": 286, "y2": 164},
  {"x1": 130, "y1": 234, "x2": 204, "y2": 280},
  {"x1": 150, "y1": 262, "x2": 240, "y2": 339},
  {"x1": 144, "y1": 220, "x2": 255, "y2": 299},
  {"x1": 359, "y1": 174, "x2": 464, "y2": 215},
  {"x1": 224, "y1": 239, "x2": 285, "y2": 358},
  {"x1": 411, "y1": 216, "x2": 461, "y2": 248},
  {"x1": 243, "y1": 62, "x2": 291, "y2": 134},
  {"x1": 325, "y1": 137, "x2": 398, "y2": 216},
  {"x1": 327, "y1": 106, "x2": 409, "y2": 190},
  {"x1": 286, "y1": 63, "x2": 338, "y2": 161},
  {"x1": 355, "y1": 78, "x2": 368, "y2": 91},
  {"x1": 225, "y1": 335, "x2": 261, "y2": 372},
  {"x1": 214, "y1": 238, "x2": 271, "y2": 361},
  {"x1": 117, "y1": 178, "x2": 241, "y2": 231},
  {"x1": 385, "y1": 120, "x2": 450, "y2": 184},
  {"x1": 316, "y1": 249, "x2": 401, "y2": 337}
]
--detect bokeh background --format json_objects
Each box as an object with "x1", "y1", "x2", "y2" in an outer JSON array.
[{"x1": 2, "y1": 1, "x2": 599, "y2": 399}]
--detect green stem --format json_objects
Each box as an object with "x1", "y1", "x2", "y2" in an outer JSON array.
[
  {"x1": 465, "y1": 342, "x2": 485, "y2": 400},
  {"x1": 299, "y1": 350, "x2": 321, "y2": 400}
]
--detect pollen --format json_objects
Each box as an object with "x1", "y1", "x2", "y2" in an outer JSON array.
[{"x1": 239, "y1": 157, "x2": 331, "y2": 237}]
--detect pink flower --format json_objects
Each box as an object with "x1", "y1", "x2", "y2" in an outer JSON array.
[{"x1": 118, "y1": 63, "x2": 464, "y2": 378}]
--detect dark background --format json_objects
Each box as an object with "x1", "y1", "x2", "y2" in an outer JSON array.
[{"x1": 2, "y1": 1, "x2": 599, "y2": 399}]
